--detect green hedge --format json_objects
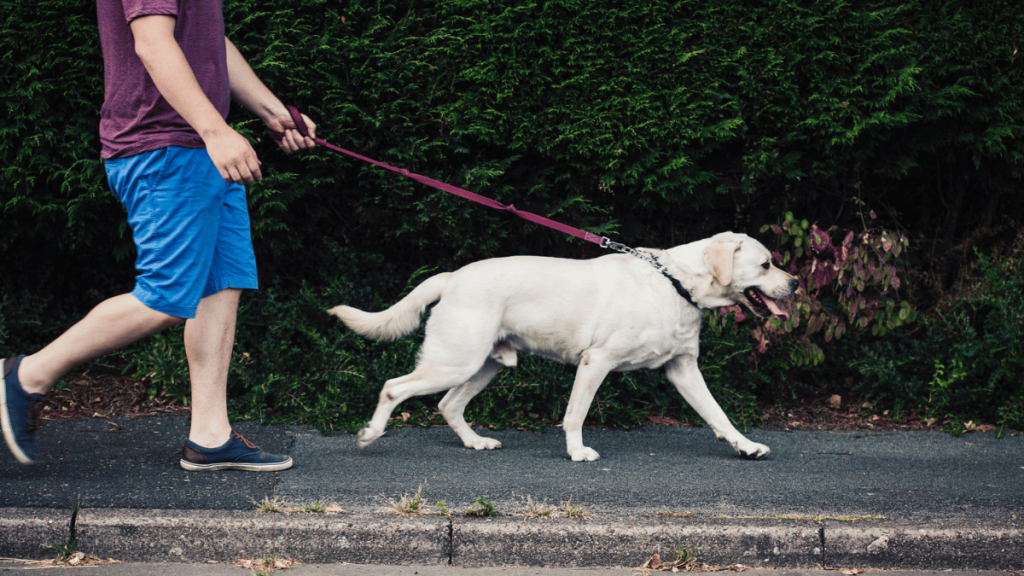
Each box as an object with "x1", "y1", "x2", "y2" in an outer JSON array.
[
  {"x1": 4, "y1": 0, "x2": 1021, "y2": 282},
  {"x1": 1, "y1": 0, "x2": 1022, "y2": 432},
  {"x1": 854, "y1": 235, "x2": 1024, "y2": 433}
]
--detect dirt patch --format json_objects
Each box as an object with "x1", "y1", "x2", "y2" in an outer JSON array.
[
  {"x1": 39, "y1": 368, "x2": 190, "y2": 421},
  {"x1": 759, "y1": 394, "x2": 942, "y2": 432},
  {"x1": 642, "y1": 392, "x2": 949, "y2": 432},
  {"x1": 41, "y1": 370, "x2": 999, "y2": 434}
]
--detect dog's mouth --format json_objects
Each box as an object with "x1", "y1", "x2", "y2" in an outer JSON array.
[{"x1": 743, "y1": 287, "x2": 789, "y2": 319}]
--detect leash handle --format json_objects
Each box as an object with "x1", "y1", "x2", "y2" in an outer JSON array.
[
  {"x1": 286, "y1": 105, "x2": 319, "y2": 143},
  {"x1": 272, "y1": 106, "x2": 608, "y2": 247},
  {"x1": 265, "y1": 105, "x2": 323, "y2": 145}
]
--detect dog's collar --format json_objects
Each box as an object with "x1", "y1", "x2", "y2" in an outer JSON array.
[
  {"x1": 659, "y1": 270, "x2": 700, "y2": 309},
  {"x1": 646, "y1": 251, "x2": 700, "y2": 309},
  {"x1": 603, "y1": 242, "x2": 701, "y2": 309}
]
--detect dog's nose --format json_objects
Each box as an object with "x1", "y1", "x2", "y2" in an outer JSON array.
[{"x1": 789, "y1": 278, "x2": 800, "y2": 292}]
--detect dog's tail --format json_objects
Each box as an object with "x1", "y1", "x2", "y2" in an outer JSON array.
[{"x1": 327, "y1": 273, "x2": 451, "y2": 341}]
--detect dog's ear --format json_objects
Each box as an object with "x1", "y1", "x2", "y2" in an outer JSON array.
[{"x1": 702, "y1": 238, "x2": 740, "y2": 286}]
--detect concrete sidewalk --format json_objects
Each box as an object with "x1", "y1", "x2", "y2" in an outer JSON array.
[
  {"x1": 1, "y1": 416, "x2": 1022, "y2": 570},
  {"x1": 0, "y1": 566, "x2": 1008, "y2": 576}
]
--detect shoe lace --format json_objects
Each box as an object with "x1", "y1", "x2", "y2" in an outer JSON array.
[
  {"x1": 232, "y1": 431, "x2": 259, "y2": 450},
  {"x1": 28, "y1": 399, "x2": 46, "y2": 432}
]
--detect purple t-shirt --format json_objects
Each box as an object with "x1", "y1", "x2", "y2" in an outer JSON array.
[{"x1": 97, "y1": 0, "x2": 230, "y2": 159}]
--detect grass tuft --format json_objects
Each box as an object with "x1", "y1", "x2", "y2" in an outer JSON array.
[{"x1": 385, "y1": 484, "x2": 426, "y2": 515}]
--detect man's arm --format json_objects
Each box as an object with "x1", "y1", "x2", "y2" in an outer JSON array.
[
  {"x1": 131, "y1": 15, "x2": 262, "y2": 183},
  {"x1": 225, "y1": 38, "x2": 317, "y2": 153}
]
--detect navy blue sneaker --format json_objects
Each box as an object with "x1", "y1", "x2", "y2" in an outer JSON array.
[
  {"x1": 180, "y1": 431, "x2": 292, "y2": 472},
  {"x1": 1, "y1": 356, "x2": 46, "y2": 464}
]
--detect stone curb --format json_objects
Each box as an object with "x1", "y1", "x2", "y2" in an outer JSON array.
[{"x1": 1, "y1": 508, "x2": 1020, "y2": 570}]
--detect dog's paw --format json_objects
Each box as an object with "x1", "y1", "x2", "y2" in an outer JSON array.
[
  {"x1": 465, "y1": 437, "x2": 502, "y2": 450},
  {"x1": 570, "y1": 447, "x2": 601, "y2": 462},
  {"x1": 738, "y1": 442, "x2": 770, "y2": 460},
  {"x1": 356, "y1": 426, "x2": 384, "y2": 448}
]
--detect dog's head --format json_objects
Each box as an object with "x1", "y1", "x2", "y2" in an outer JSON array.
[{"x1": 668, "y1": 232, "x2": 799, "y2": 317}]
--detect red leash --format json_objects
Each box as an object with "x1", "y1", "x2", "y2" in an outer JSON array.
[
  {"x1": 275, "y1": 106, "x2": 609, "y2": 247},
  {"x1": 272, "y1": 107, "x2": 702, "y2": 306}
]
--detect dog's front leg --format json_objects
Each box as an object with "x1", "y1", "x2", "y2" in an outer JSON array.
[
  {"x1": 664, "y1": 357, "x2": 770, "y2": 459},
  {"x1": 562, "y1": 352, "x2": 613, "y2": 462}
]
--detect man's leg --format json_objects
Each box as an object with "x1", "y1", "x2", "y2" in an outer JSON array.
[
  {"x1": 17, "y1": 294, "x2": 181, "y2": 395},
  {"x1": 3, "y1": 293, "x2": 179, "y2": 463},
  {"x1": 183, "y1": 287, "x2": 239, "y2": 449},
  {"x1": 177, "y1": 286, "x2": 292, "y2": 472}
]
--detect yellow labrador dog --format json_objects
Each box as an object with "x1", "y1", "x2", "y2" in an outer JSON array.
[{"x1": 329, "y1": 232, "x2": 798, "y2": 461}]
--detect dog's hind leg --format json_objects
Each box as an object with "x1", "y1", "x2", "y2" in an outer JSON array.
[
  {"x1": 356, "y1": 361, "x2": 489, "y2": 448},
  {"x1": 438, "y1": 358, "x2": 503, "y2": 450},
  {"x1": 357, "y1": 299, "x2": 502, "y2": 449}
]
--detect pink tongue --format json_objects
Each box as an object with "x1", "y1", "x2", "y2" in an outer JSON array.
[{"x1": 764, "y1": 296, "x2": 788, "y2": 319}]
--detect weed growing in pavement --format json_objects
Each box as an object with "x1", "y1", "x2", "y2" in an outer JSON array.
[
  {"x1": 385, "y1": 484, "x2": 426, "y2": 514},
  {"x1": 235, "y1": 554, "x2": 301, "y2": 574},
  {"x1": 253, "y1": 496, "x2": 285, "y2": 514},
  {"x1": 638, "y1": 539, "x2": 706, "y2": 572},
  {"x1": 255, "y1": 553, "x2": 276, "y2": 576},
  {"x1": 559, "y1": 496, "x2": 587, "y2": 518},
  {"x1": 46, "y1": 495, "x2": 83, "y2": 561},
  {"x1": 658, "y1": 511, "x2": 697, "y2": 518},
  {"x1": 522, "y1": 495, "x2": 556, "y2": 517},
  {"x1": 670, "y1": 539, "x2": 700, "y2": 569},
  {"x1": 45, "y1": 540, "x2": 79, "y2": 562},
  {"x1": 434, "y1": 500, "x2": 451, "y2": 516},
  {"x1": 300, "y1": 500, "x2": 328, "y2": 514},
  {"x1": 465, "y1": 497, "x2": 500, "y2": 517}
]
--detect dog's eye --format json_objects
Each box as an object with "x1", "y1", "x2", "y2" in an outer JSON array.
[{"x1": 761, "y1": 262, "x2": 771, "y2": 270}]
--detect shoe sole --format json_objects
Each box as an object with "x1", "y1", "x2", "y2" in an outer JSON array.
[
  {"x1": 179, "y1": 457, "x2": 293, "y2": 472},
  {"x1": 1, "y1": 357, "x2": 34, "y2": 465}
]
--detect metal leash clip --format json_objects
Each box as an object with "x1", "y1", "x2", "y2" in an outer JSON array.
[
  {"x1": 600, "y1": 237, "x2": 699, "y2": 307},
  {"x1": 602, "y1": 238, "x2": 659, "y2": 268}
]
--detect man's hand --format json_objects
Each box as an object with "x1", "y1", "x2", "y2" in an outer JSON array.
[
  {"x1": 223, "y1": 38, "x2": 318, "y2": 156},
  {"x1": 204, "y1": 127, "x2": 263, "y2": 184},
  {"x1": 266, "y1": 112, "x2": 317, "y2": 153},
  {"x1": 131, "y1": 15, "x2": 262, "y2": 185}
]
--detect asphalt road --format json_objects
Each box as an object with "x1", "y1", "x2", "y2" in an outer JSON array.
[{"x1": 2, "y1": 416, "x2": 1021, "y2": 520}]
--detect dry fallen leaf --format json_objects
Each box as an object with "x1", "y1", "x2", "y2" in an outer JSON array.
[{"x1": 828, "y1": 394, "x2": 842, "y2": 409}]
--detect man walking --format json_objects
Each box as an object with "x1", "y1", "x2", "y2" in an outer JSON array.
[{"x1": 1, "y1": 0, "x2": 315, "y2": 471}]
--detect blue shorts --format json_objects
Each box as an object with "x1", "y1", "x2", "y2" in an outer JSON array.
[{"x1": 105, "y1": 146, "x2": 259, "y2": 319}]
